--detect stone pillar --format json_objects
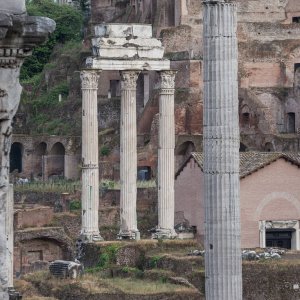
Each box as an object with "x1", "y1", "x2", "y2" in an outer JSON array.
[
  {"x1": 0, "y1": 5, "x2": 55, "y2": 298},
  {"x1": 80, "y1": 70, "x2": 103, "y2": 242},
  {"x1": 118, "y1": 71, "x2": 140, "y2": 240},
  {"x1": 203, "y1": 1, "x2": 242, "y2": 299},
  {"x1": 7, "y1": 185, "x2": 13, "y2": 288},
  {"x1": 0, "y1": 58, "x2": 24, "y2": 300},
  {"x1": 154, "y1": 70, "x2": 177, "y2": 239}
]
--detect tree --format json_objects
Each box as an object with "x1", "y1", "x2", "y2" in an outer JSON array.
[{"x1": 21, "y1": 0, "x2": 83, "y2": 81}]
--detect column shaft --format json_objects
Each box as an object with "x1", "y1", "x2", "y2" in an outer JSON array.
[
  {"x1": 80, "y1": 70, "x2": 103, "y2": 242},
  {"x1": 119, "y1": 71, "x2": 139, "y2": 240},
  {"x1": 155, "y1": 71, "x2": 177, "y2": 239},
  {"x1": 203, "y1": 1, "x2": 242, "y2": 299}
]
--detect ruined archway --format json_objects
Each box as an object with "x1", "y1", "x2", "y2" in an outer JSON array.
[
  {"x1": 10, "y1": 142, "x2": 23, "y2": 173},
  {"x1": 48, "y1": 142, "x2": 65, "y2": 178},
  {"x1": 264, "y1": 142, "x2": 274, "y2": 152},
  {"x1": 240, "y1": 105, "x2": 250, "y2": 128},
  {"x1": 14, "y1": 227, "x2": 73, "y2": 276}
]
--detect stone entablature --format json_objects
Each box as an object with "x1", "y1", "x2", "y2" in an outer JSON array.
[{"x1": 87, "y1": 24, "x2": 170, "y2": 71}]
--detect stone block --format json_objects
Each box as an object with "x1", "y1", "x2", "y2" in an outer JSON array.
[
  {"x1": 116, "y1": 245, "x2": 145, "y2": 268},
  {"x1": 94, "y1": 24, "x2": 153, "y2": 39}
]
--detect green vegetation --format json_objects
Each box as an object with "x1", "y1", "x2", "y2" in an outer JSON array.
[
  {"x1": 100, "y1": 179, "x2": 156, "y2": 190},
  {"x1": 98, "y1": 244, "x2": 120, "y2": 269},
  {"x1": 14, "y1": 180, "x2": 81, "y2": 193},
  {"x1": 21, "y1": 0, "x2": 83, "y2": 81},
  {"x1": 69, "y1": 199, "x2": 81, "y2": 211},
  {"x1": 100, "y1": 145, "x2": 111, "y2": 156},
  {"x1": 18, "y1": 0, "x2": 85, "y2": 135},
  {"x1": 149, "y1": 255, "x2": 162, "y2": 269}
]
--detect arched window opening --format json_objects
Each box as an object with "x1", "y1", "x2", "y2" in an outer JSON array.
[
  {"x1": 50, "y1": 143, "x2": 65, "y2": 156},
  {"x1": 287, "y1": 112, "x2": 296, "y2": 133},
  {"x1": 241, "y1": 105, "x2": 250, "y2": 127},
  {"x1": 48, "y1": 143, "x2": 65, "y2": 178},
  {"x1": 264, "y1": 142, "x2": 274, "y2": 152}
]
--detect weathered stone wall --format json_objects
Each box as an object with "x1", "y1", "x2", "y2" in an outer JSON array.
[
  {"x1": 14, "y1": 206, "x2": 53, "y2": 230},
  {"x1": 11, "y1": 135, "x2": 81, "y2": 179}
]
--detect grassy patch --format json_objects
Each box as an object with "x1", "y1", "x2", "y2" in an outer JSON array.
[
  {"x1": 14, "y1": 180, "x2": 81, "y2": 193},
  {"x1": 101, "y1": 277, "x2": 192, "y2": 294}
]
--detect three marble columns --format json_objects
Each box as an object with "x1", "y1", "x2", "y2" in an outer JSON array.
[{"x1": 80, "y1": 70, "x2": 177, "y2": 241}]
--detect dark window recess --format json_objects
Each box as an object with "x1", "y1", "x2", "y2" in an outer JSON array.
[
  {"x1": 266, "y1": 229, "x2": 294, "y2": 250},
  {"x1": 293, "y1": 17, "x2": 300, "y2": 23},
  {"x1": 110, "y1": 80, "x2": 120, "y2": 97},
  {"x1": 242, "y1": 112, "x2": 250, "y2": 123},
  {"x1": 10, "y1": 143, "x2": 23, "y2": 173},
  {"x1": 137, "y1": 166, "x2": 151, "y2": 181},
  {"x1": 287, "y1": 112, "x2": 296, "y2": 133}
]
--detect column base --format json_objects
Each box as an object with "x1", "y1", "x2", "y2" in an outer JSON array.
[
  {"x1": 117, "y1": 230, "x2": 140, "y2": 241},
  {"x1": 79, "y1": 232, "x2": 104, "y2": 243},
  {"x1": 152, "y1": 227, "x2": 177, "y2": 240},
  {"x1": 8, "y1": 287, "x2": 22, "y2": 300}
]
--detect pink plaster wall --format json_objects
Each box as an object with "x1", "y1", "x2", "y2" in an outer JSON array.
[
  {"x1": 240, "y1": 158, "x2": 300, "y2": 248},
  {"x1": 175, "y1": 159, "x2": 205, "y2": 241},
  {"x1": 175, "y1": 158, "x2": 300, "y2": 248}
]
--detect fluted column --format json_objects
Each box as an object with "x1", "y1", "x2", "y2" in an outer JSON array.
[
  {"x1": 80, "y1": 70, "x2": 103, "y2": 242},
  {"x1": 203, "y1": 1, "x2": 242, "y2": 299},
  {"x1": 118, "y1": 71, "x2": 140, "y2": 240},
  {"x1": 154, "y1": 70, "x2": 177, "y2": 239}
]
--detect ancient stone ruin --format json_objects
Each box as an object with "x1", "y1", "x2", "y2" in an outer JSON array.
[
  {"x1": 0, "y1": 1, "x2": 55, "y2": 298},
  {"x1": 80, "y1": 23, "x2": 177, "y2": 241}
]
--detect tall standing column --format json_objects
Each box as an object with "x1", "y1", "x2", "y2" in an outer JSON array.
[
  {"x1": 118, "y1": 71, "x2": 140, "y2": 240},
  {"x1": 203, "y1": 1, "x2": 242, "y2": 299},
  {"x1": 154, "y1": 70, "x2": 177, "y2": 239},
  {"x1": 80, "y1": 70, "x2": 103, "y2": 242}
]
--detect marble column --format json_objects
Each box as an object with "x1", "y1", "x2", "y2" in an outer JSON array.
[
  {"x1": 154, "y1": 70, "x2": 177, "y2": 239},
  {"x1": 118, "y1": 71, "x2": 140, "y2": 240},
  {"x1": 203, "y1": 1, "x2": 242, "y2": 299},
  {"x1": 80, "y1": 70, "x2": 103, "y2": 242},
  {"x1": 0, "y1": 3, "x2": 55, "y2": 298}
]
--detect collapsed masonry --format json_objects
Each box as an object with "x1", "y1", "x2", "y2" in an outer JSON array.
[
  {"x1": 80, "y1": 23, "x2": 177, "y2": 241},
  {"x1": 0, "y1": 1, "x2": 55, "y2": 298}
]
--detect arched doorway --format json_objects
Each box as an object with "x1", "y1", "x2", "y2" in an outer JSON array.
[
  {"x1": 48, "y1": 142, "x2": 65, "y2": 178},
  {"x1": 10, "y1": 142, "x2": 23, "y2": 173},
  {"x1": 240, "y1": 143, "x2": 248, "y2": 152},
  {"x1": 240, "y1": 105, "x2": 250, "y2": 128},
  {"x1": 264, "y1": 142, "x2": 274, "y2": 152}
]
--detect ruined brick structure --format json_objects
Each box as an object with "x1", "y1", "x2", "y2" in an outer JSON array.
[
  {"x1": 10, "y1": 135, "x2": 81, "y2": 180},
  {"x1": 89, "y1": 0, "x2": 300, "y2": 171}
]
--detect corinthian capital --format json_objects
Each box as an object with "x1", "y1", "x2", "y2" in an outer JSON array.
[
  {"x1": 80, "y1": 70, "x2": 100, "y2": 90},
  {"x1": 159, "y1": 70, "x2": 177, "y2": 90},
  {"x1": 120, "y1": 71, "x2": 139, "y2": 90}
]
